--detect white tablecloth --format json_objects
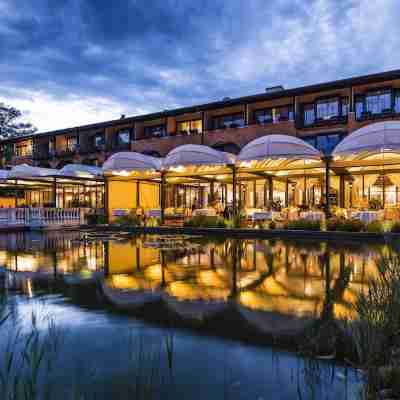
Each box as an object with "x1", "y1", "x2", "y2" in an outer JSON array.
[
  {"x1": 193, "y1": 208, "x2": 217, "y2": 217},
  {"x1": 351, "y1": 211, "x2": 382, "y2": 224},
  {"x1": 253, "y1": 211, "x2": 281, "y2": 221},
  {"x1": 300, "y1": 211, "x2": 324, "y2": 221}
]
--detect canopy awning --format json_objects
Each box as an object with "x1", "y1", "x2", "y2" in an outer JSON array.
[
  {"x1": 60, "y1": 164, "x2": 103, "y2": 178},
  {"x1": 238, "y1": 134, "x2": 322, "y2": 163},
  {"x1": 102, "y1": 152, "x2": 162, "y2": 176},
  {"x1": 8, "y1": 164, "x2": 59, "y2": 179},
  {"x1": 333, "y1": 121, "x2": 400, "y2": 158},
  {"x1": 163, "y1": 145, "x2": 236, "y2": 171}
]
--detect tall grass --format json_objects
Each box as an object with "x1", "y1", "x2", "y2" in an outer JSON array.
[{"x1": 349, "y1": 254, "x2": 400, "y2": 398}]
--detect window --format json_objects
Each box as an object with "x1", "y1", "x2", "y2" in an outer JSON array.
[
  {"x1": 255, "y1": 105, "x2": 294, "y2": 124},
  {"x1": 94, "y1": 133, "x2": 105, "y2": 148},
  {"x1": 254, "y1": 109, "x2": 273, "y2": 124},
  {"x1": 275, "y1": 105, "x2": 294, "y2": 122},
  {"x1": 303, "y1": 104, "x2": 315, "y2": 126},
  {"x1": 15, "y1": 140, "x2": 33, "y2": 157},
  {"x1": 341, "y1": 98, "x2": 349, "y2": 116},
  {"x1": 303, "y1": 134, "x2": 342, "y2": 155},
  {"x1": 316, "y1": 98, "x2": 339, "y2": 120},
  {"x1": 117, "y1": 130, "x2": 130, "y2": 145},
  {"x1": 49, "y1": 138, "x2": 55, "y2": 154},
  {"x1": 144, "y1": 125, "x2": 166, "y2": 138},
  {"x1": 177, "y1": 119, "x2": 202, "y2": 134},
  {"x1": 355, "y1": 96, "x2": 364, "y2": 119},
  {"x1": 212, "y1": 113, "x2": 245, "y2": 129},
  {"x1": 365, "y1": 89, "x2": 391, "y2": 114},
  {"x1": 66, "y1": 136, "x2": 77, "y2": 152},
  {"x1": 394, "y1": 90, "x2": 400, "y2": 113}
]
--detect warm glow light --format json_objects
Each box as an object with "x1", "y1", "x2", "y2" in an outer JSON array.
[
  {"x1": 112, "y1": 170, "x2": 131, "y2": 177},
  {"x1": 169, "y1": 165, "x2": 185, "y2": 173}
]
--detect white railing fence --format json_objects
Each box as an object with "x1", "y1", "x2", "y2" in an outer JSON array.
[{"x1": 0, "y1": 208, "x2": 86, "y2": 227}]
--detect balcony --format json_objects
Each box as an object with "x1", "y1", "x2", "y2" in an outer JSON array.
[
  {"x1": 300, "y1": 115, "x2": 348, "y2": 129},
  {"x1": 356, "y1": 108, "x2": 400, "y2": 122}
]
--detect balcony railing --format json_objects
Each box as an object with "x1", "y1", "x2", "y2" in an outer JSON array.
[
  {"x1": 301, "y1": 115, "x2": 348, "y2": 129},
  {"x1": 356, "y1": 108, "x2": 400, "y2": 122}
]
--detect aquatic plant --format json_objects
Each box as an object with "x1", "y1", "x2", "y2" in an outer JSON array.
[
  {"x1": 350, "y1": 254, "x2": 400, "y2": 398},
  {"x1": 184, "y1": 215, "x2": 227, "y2": 228}
]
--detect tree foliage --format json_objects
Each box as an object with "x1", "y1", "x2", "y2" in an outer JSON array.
[{"x1": 0, "y1": 103, "x2": 37, "y2": 139}]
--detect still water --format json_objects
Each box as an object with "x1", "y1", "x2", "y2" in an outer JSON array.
[{"x1": 0, "y1": 230, "x2": 385, "y2": 399}]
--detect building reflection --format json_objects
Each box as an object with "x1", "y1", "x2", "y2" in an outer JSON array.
[{"x1": 104, "y1": 237, "x2": 384, "y2": 320}]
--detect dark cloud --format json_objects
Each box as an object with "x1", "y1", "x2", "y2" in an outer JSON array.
[{"x1": 0, "y1": 0, "x2": 399, "y2": 131}]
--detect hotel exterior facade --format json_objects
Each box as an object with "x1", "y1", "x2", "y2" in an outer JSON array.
[
  {"x1": 4, "y1": 70, "x2": 400, "y2": 169},
  {"x1": 3, "y1": 69, "x2": 400, "y2": 224}
]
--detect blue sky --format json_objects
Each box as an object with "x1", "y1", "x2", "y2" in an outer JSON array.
[{"x1": 0, "y1": 0, "x2": 399, "y2": 132}]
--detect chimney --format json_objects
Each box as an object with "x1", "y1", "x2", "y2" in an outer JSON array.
[
  {"x1": 120, "y1": 114, "x2": 126, "y2": 119},
  {"x1": 265, "y1": 85, "x2": 284, "y2": 94}
]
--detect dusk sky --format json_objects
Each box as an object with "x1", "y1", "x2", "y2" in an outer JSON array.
[{"x1": 1, "y1": 0, "x2": 399, "y2": 133}]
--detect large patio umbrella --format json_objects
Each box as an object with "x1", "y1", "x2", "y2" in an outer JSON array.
[{"x1": 102, "y1": 152, "x2": 162, "y2": 174}]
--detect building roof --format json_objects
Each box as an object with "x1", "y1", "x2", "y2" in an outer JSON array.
[{"x1": 4, "y1": 69, "x2": 400, "y2": 143}]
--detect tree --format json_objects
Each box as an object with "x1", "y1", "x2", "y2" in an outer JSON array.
[{"x1": 0, "y1": 103, "x2": 37, "y2": 140}]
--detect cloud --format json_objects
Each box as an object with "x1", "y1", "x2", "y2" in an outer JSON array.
[{"x1": 0, "y1": 0, "x2": 399, "y2": 132}]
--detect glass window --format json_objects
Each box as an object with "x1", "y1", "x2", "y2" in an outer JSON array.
[
  {"x1": 366, "y1": 90, "x2": 391, "y2": 114},
  {"x1": 66, "y1": 136, "x2": 77, "y2": 152},
  {"x1": 15, "y1": 140, "x2": 33, "y2": 157},
  {"x1": 49, "y1": 138, "x2": 55, "y2": 154},
  {"x1": 94, "y1": 133, "x2": 104, "y2": 147},
  {"x1": 254, "y1": 109, "x2": 273, "y2": 124},
  {"x1": 316, "y1": 134, "x2": 341, "y2": 154},
  {"x1": 177, "y1": 119, "x2": 202, "y2": 134},
  {"x1": 341, "y1": 98, "x2": 349, "y2": 116},
  {"x1": 355, "y1": 97, "x2": 364, "y2": 119},
  {"x1": 395, "y1": 90, "x2": 400, "y2": 113},
  {"x1": 275, "y1": 105, "x2": 294, "y2": 122},
  {"x1": 316, "y1": 98, "x2": 339, "y2": 120},
  {"x1": 212, "y1": 113, "x2": 245, "y2": 129},
  {"x1": 117, "y1": 130, "x2": 130, "y2": 145},
  {"x1": 303, "y1": 104, "x2": 315, "y2": 126},
  {"x1": 144, "y1": 125, "x2": 166, "y2": 138},
  {"x1": 303, "y1": 137, "x2": 316, "y2": 148}
]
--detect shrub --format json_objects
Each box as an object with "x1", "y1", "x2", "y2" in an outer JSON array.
[
  {"x1": 366, "y1": 220, "x2": 384, "y2": 233},
  {"x1": 184, "y1": 215, "x2": 227, "y2": 228},
  {"x1": 287, "y1": 219, "x2": 321, "y2": 231},
  {"x1": 114, "y1": 212, "x2": 142, "y2": 227},
  {"x1": 86, "y1": 214, "x2": 108, "y2": 225},
  {"x1": 391, "y1": 221, "x2": 400, "y2": 233},
  {"x1": 327, "y1": 217, "x2": 365, "y2": 232}
]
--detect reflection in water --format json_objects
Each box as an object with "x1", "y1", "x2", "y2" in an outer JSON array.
[
  {"x1": 0, "y1": 231, "x2": 388, "y2": 321},
  {"x1": 103, "y1": 236, "x2": 384, "y2": 320}
]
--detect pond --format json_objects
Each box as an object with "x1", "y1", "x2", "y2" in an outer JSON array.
[{"x1": 0, "y1": 230, "x2": 384, "y2": 399}]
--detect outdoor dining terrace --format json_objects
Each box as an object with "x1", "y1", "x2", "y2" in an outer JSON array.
[
  {"x1": 0, "y1": 163, "x2": 105, "y2": 229},
  {"x1": 103, "y1": 121, "x2": 400, "y2": 234}
]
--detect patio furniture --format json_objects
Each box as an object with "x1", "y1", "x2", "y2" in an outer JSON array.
[
  {"x1": 192, "y1": 208, "x2": 217, "y2": 217},
  {"x1": 300, "y1": 211, "x2": 324, "y2": 221},
  {"x1": 351, "y1": 210, "x2": 383, "y2": 224},
  {"x1": 253, "y1": 211, "x2": 281, "y2": 221}
]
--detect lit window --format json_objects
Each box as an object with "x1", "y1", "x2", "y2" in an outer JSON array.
[
  {"x1": 177, "y1": 119, "x2": 202, "y2": 134},
  {"x1": 316, "y1": 98, "x2": 339, "y2": 120},
  {"x1": 212, "y1": 113, "x2": 245, "y2": 129},
  {"x1": 144, "y1": 125, "x2": 166, "y2": 137},
  {"x1": 94, "y1": 133, "x2": 104, "y2": 148},
  {"x1": 303, "y1": 104, "x2": 315, "y2": 126},
  {"x1": 365, "y1": 90, "x2": 391, "y2": 114},
  {"x1": 66, "y1": 136, "x2": 77, "y2": 152},
  {"x1": 117, "y1": 130, "x2": 130, "y2": 145}
]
